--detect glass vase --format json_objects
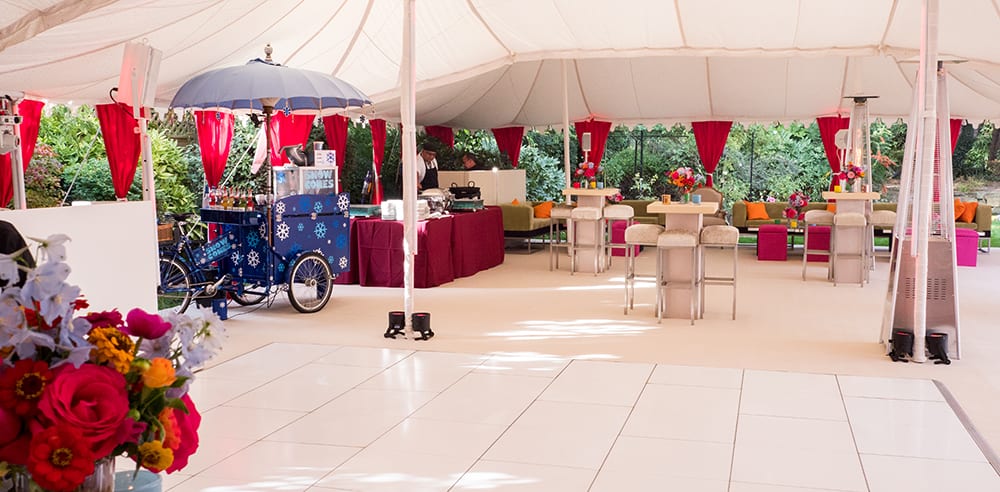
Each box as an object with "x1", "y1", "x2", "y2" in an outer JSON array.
[
  {"x1": 13, "y1": 457, "x2": 115, "y2": 492},
  {"x1": 852, "y1": 179, "x2": 862, "y2": 193},
  {"x1": 683, "y1": 192, "x2": 691, "y2": 203}
]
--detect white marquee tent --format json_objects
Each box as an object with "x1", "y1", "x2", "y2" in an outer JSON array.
[{"x1": 2, "y1": 0, "x2": 1000, "y2": 126}]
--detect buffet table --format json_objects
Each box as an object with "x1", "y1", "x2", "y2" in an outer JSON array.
[{"x1": 349, "y1": 207, "x2": 504, "y2": 288}]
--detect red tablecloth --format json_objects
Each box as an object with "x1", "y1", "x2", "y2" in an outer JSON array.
[
  {"x1": 354, "y1": 216, "x2": 456, "y2": 288},
  {"x1": 451, "y1": 207, "x2": 505, "y2": 278}
]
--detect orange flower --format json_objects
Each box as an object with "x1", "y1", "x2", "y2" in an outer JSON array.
[
  {"x1": 88, "y1": 326, "x2": 135, "y2": 374},
  {"x1": 138, "y1": 440, "x2": 174, "y2": 472},
  {"x1": 158, "y1": 407, "x2": 180, "y2": 450},
  {"x1": 141, "y1": 358, "x2": 176, "y2": 389}
]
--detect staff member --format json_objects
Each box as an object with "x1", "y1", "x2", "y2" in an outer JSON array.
[
  {"x1": 460, "y1": 152, "x2": 484, "y2": 170},
  {"x1": 415, "y1": 143, "x2": 439, "y2": 190}
]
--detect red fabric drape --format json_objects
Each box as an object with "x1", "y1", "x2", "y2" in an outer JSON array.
[
  {"x1": 816, "y1": 116, "x2": 851, "y2": 191},
  {"x1": 0, "y1": 99, "x2": 44, "y2": 207},
  {"x1": 491, "y1": 127, "x2": 525, "y2": 168},
  {"x1": 424, "y1": 125, "x2": 454, "y2": 149},
  {"x1": 96, "y1": 103, "x2": 142, "y2": 200},
  {"x1": 322, "y1": 114, "x2": 349, "y2": 189},
  {"x1": 691, "y1": 121, "x2": 733, "y2": 187},
  {"x1": 370, "y1": 119, "x2": 387, "y2": 205},
  {"x1": 195, "y1": 111, "x2": 234, "y2": 188},
  {"x1": 268, "y1": 112, "x2": 315, "y2": 166},
  {"x1": 950, "y1": 118, "x2": 963, "y2": 153},
  {"x1": 574, "y1": 120, "x2": 612, "y2": 165}
]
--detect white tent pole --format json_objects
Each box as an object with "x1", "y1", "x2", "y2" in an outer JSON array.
[
  {"x1": 400, "y1": 0, "x2": 418, "y2": 336},
  {"x1": 562, "y1": 59, "x2": 571, "y2": 194},
  {"x1": 139, "y1": 116, "x2": 156, "y2": 205},
  {"x1": 912, "y1": 0, "x2": 940, "y2": 363},
  {"x1": 10, "y1": 106, "x2": 26, "y2": 209}
]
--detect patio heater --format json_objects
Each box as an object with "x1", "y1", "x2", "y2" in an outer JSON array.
[{"x1": 880, "y1": 6, "x2": 961, "y2": 364}]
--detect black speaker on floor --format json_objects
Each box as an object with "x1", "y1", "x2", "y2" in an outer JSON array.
[
  {"x1": 384, "y1": 311, "x2": 406, "y2": 339},
  {"x1": 411, "y1": 312, "x2": 434, "y2": 341},
  {"x1": 927, "y1": 332, "x2": 951, "y2": 365},
  {"x1": 889, "y1": 329, "x2": 914, "y2": 362}
]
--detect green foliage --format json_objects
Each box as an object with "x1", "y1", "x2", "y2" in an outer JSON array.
[
  {"x1": 24, "y1": 144, "x2": 63, "y2": 208},
  {"x1": 150, "y1": 129, "x2": 198, "y2": 219},
  {"x1": 518, "y1": 146, "x2": 564, "y2": 201}
]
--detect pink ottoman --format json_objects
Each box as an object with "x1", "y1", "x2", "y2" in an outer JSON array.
[
  {"x1": 955, "y1": 228, "x2": 978, "y2": 267},
  {"x1": 611, "y1": 220, "x2": 640, "y2": 257},
  {"x1": 757, "y1": 224, "x2": 788, "y2": 261},
  {"x1": 806, "y1": 225, "x2": 831, "y2": 262}
]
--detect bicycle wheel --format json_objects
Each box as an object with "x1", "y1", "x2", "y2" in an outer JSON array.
[
  {"x1": 286, "y1": 252, "x2": 333, "y2": 313},
  {"x1": 232, "y1": 284, "x2": 268, "y2": 306},
  {"x1": 158, "y1": 258, "x2": 192, "y2": 314}
]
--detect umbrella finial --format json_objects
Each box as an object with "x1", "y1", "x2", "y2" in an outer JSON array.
[{"x1": 264, "y1": 44, "x2": 273, "y2": 63}]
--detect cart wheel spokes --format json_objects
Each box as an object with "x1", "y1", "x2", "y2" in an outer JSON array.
[
  {"x1": 158, "y1": 258, "x2": 193, "y2": 314},
  {"x1": 287, "y1": 252, "x2": 333, "y2": 313}
]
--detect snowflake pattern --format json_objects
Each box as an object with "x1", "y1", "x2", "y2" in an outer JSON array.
[
  {"x1": 276, "y1": 222, "x2": 290, "y2": 240},
  {"x1": 314, "y1": 201, "x2": 323, "y2": 214},
  {"x1": 259, "y1": 223, "x2": 266, "y2": 238},
  {"x1": 247, "y1": 231, "x2": 260, "y2": 248},
  {"x1": 336, "y1": 233, "x2": 348, "y2": 249},
  {"x1": 339, "y1": 256, "x2": 348, "y2": 269},
  {"x1": 297, "y1": 223, "x2": 305, "y2": 232},
  {"x1": 337, "y1": 194, "x2": 350, "y2": 212},
  {"x1": 314, "y1": 222, "x2": 328, "y2": 238},
  {"x1": 299, "y1": 196, "x2": 312, "y2": 212},
  {"x1": 277, "y1": 263, "x2": 285, "y2": 273},
  {"x1": 247, "y1": 250, "x2": 261, "y2": 268},
  {"x1": 275, "y1": 201, "x2": 286, "y2": 215},
  {"x1": 230, "y1": 251, "x2": 242, "y2": 265}
]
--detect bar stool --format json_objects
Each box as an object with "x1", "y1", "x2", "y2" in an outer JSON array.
[
  {"x1": 602, "y1": 204, "x2": 635, "y2": 268},
  {"x1": 623, "y1": 223, "x2": 665, "y2": 314},
  {"x1": 699, "y1": 225, "x2": 739, "y2": 320},
  {"x1": 656, "y1": 230, "x2": 699, "y2": 325},
  {"x1": 801, "y1": 209, "x2": 834, "y2": 281},
  {"x1": 570, "y1": 206, "x2": 603, "y2": 276},
  {"x1": 832, "y1": 212, "x2": 867, "y2": 286},
  {"x1": 549, "y1": 204, "x2": 574, "y2": 271},
  {"x1": 868, "y1": 209, "x2": 896, "y2": 263}
]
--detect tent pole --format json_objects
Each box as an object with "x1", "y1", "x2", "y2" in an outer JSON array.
[
  {"x1": 138, "y1": 116, "x2": 156, "y2": 205},
  {"x1": 9, "y1": 96, "x2": 26, "y2": 209},
  {"x1": 401, "y1": 0, "x2": 418, "y2": 336},
  {"x1": 562, "y1": 59, "x2": 571, "y2": 197}
]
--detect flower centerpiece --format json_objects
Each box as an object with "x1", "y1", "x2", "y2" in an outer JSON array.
[
  {"x1": 838, "y1": 164, "x2": 866, "y2": 191},
  {"x1": 575, "y1": 160, "x2": 602, "y2": 188},
  {"x1": 0, "y1": 235, "x2": 225, "y2": 492},
  {"x1": 784, "y1": 191, "x2": 810, "y2": 223},
  {"x1": 666, "y1": 166, "x2": 706, "y2": 202}
]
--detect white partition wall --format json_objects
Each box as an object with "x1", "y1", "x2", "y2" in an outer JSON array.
[
  {"x1": 438, "y1": 169, "x2": 526, "y2": 205},
  {"x1": 3, "y1": 201, "x2": 159, "y2": 312}
]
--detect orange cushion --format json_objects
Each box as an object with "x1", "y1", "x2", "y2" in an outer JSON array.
[
  {"x1": 511, "y1": 198, "x2": 520, "y2": 206},
  {"x1": 744, "y1": 201, "x2": 770, "y2": 220},
  {"x1": 959, "y1": 200, "x2": 978, "y2": 223},
  {"x1": 826, "y1": 203, "x2": 836, "y2": 213},
  {"x1": 533, "y1": 201, "x2": 554, "y2": 218},
  {"x1": 954, "y1": 199, "x2": 965, "y2": 220}
]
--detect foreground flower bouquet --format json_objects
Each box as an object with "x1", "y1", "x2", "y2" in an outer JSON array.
[
  {"x1": 0, "y1": 235, "x2": 225, "y2": 491},
  {"x1": 666, "y1": 166, "x2": 706, "y2": 201}
]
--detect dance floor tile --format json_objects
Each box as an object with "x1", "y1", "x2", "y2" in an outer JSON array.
[
  {"x1": 538, "y1": 360, "x2": 653, "y2": 406},
  {"x1": 622, "y1": 384, "x2": 741, "y2": 443}
]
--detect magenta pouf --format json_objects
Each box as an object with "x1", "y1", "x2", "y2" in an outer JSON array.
[
  {"x1": 611, "y1": 220, "x2": 639, "y2": 257},
  {"x1": 806, "y1": 225, "x2": 831, "y2": 262},
  {"x1": 757, "y1": 224, "x2": 788, "y2": 261},
  {"x1": 955, "y1": 228, "x2": 978, "y2": 267}
]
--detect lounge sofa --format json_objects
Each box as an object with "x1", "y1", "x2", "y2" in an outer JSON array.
[
  {"x1": 732, "y1": 201, "x2": 992, "y2": 243},
  {"x1": 620, "y1": 200, "x2": 665, "y2": 225},
  {"x1": 498, "y1": 201, "x2": 553, "y2": 252}
]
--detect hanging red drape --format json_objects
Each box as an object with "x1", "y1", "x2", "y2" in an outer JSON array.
[
  {"x1": 322, "y1": 114, "x2": 349, "y2": 188},
  {"x1": 369, "y1": 119, "x2": 387, "y2": 205},
  {"x1": 950, "y1": 118, "x2": 963, "y2": 153},
  {"x1": 574, "y1": 119, "x2": 612, "y2": 165},
  {"x1": 816, "y1": 116, "x2": 851, "y2": 191},
  {"x1": 96, "y1": 103, "x2": 142, "y2": 200},
  {"x1": 691, "y1": 121, "x2": 733, "y2": 187},
  {"x1": 194, "y1": 111, "x2": 234, "y2": 188},
  {"x1": 491, "y1": 127, "x2": 525, "y2": 168},
  {"x1": 424, "y1": 125, "x2": 454, "y2": 149},
  {"x1": 268, "y1": 112, "x2": 316, "y2": 166},
  {"x1": 0, "y1": 99, "x2": 44, "y2": 207}
]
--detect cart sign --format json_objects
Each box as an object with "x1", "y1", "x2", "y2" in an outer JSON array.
[
  {"x1": 300, "y1": 166, "x2": 338, "y2": 195},
  {"x1": 315, "y1": 149, "x2": 336, "y2": 167}
]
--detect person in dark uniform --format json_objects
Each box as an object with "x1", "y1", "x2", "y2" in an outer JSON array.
[
  {"x1": 415, "y1": 142, "x2": 439, "y2": 190},
  {"x1": 0, "y1": 220, "x2": 35, "y2": 288},
  {"x1": 460, "y1": 152, "x2": 485, "y2": 170}
]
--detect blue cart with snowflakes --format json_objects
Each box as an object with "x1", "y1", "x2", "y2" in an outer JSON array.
[{"x1": 186, "y1": 192, "x2": 351, "y2": 313}]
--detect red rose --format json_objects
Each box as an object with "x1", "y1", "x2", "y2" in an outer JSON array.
[
  {"x1": 123, "y1": 308, "x2": 172, "y2": 339},
  {"x1": 0, "y1": 405, "x2": 30, "y2": 465},
  {"x1": 33, "y1": 364, "x2": 129, "y2": 458},
  {"x1": 27, "y1": 424, "x2": 95, "y2": 492},
  {"x1": 165, "y1": 394, "x2": 201, "y2": 474}
]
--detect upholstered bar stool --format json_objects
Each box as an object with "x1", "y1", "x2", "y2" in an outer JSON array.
[
  {"x1": 623, "y1": 223, "x2": 665, "y2": 314},
  {"x1": 699, "y1": 225, "x2": 739, "y2": 320},
  {"x1": 655, "y1": 230, "x2": 699, "y2": 325},
  {"x1": 570, "y1": 206, "x2": 604, "y2": 276},
  {"x1": 801, "y1": 209, "x2": 835, "y2": 281},
  {"x1": 868, "y1": 209, "x2": 896, "y2": 263},
  {"x1": 602, "y1": 204, "x2": 635, "y2": 268},
  {"x1": 549, "y1": 203, "x2": 575, "y2": 271},
  {"x1": 832, "y1": 212, "x2": 868, "y2": 286}
]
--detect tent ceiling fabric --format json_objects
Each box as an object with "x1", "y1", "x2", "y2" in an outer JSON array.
[{"x1": 2, "y1": 0, "x2": 1000, "y2": 127}]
